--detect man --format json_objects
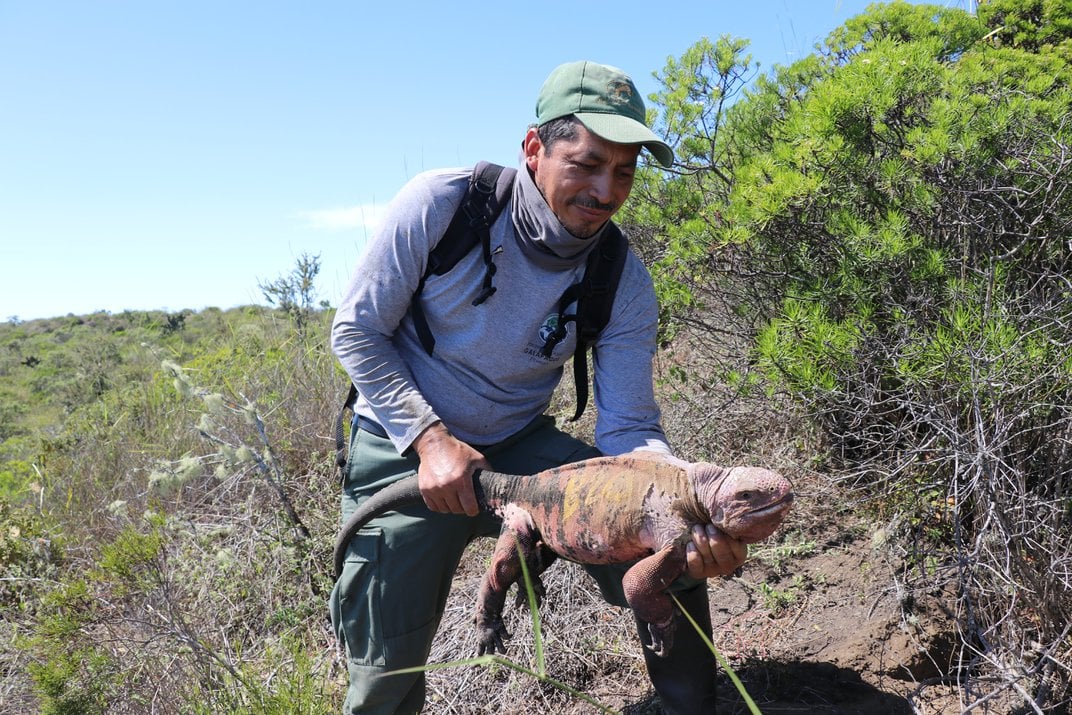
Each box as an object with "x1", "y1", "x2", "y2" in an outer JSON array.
[{"x1": 330, "y1": 60, "x2": 745, "y2": 714}]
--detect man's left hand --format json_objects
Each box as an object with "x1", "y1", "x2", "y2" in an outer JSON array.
[{"x1": 685, "y1": 525, "x2": 746, "y2": 579}]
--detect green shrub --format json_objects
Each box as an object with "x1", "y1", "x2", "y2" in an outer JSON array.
[{"x1": 629, "y1": 2, "x2": 1072, "y2": 707}]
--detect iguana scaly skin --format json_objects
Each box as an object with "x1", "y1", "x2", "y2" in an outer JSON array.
[{"x1": 333, "y1": 454, "x2": 793, "y2": 657}]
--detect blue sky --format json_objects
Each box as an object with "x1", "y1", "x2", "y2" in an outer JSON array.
[{"x1": 0, "y1": 0, "x2": 952, "y2": 321}]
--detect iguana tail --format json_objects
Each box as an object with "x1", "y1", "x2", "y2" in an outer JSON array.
[{"x1": 332, "y1": 470, "x2": 505, "y2": 579}]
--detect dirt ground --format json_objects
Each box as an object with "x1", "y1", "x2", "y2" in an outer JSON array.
[
  {"x1": 419, "y1": 471, "x2": 1025, "y2": 714},
  {"x1": 698, "y1": 528, "x2": 966, "y2": 714}
]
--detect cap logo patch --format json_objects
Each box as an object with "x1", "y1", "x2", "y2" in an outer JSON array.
[{"x1": 606, "y1": 80, "x2": 633, "y2": 106}]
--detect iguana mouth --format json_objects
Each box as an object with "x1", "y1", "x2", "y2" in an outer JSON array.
[{"x1": 749, "y1": 493, "x2": 795, "y2": 518}]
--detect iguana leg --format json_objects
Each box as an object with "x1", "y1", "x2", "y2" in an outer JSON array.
[
  {"x1": 621, "y1": 543, "x2": 688, "y2": 658},
  {"x1": 474, "y1": 518, "x2": 555, "y2": 656}
]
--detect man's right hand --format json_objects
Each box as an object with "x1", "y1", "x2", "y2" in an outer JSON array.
[{"x1": 411, "y1": 421, "x2": 489, "y2": 517}]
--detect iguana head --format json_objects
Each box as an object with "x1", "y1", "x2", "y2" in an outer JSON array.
[{"x1": 692, "y1": 464, "x2": 794, "y2": 543}]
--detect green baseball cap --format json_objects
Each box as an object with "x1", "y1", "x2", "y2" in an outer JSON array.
[{"x1": 536, "y1": 60, "x2": 674, "y2": 169}]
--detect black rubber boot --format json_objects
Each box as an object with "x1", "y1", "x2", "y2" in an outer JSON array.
[{"x1": 635, "y1": 585, "x2": 718, "y2": 714}]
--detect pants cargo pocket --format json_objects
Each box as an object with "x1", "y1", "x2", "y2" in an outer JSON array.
[
  {"x1": 329, "y1": 528, "x2": 385, "y2": 667},
  {"x1": 382, "y1": 610, "x2": 442, "y2": 666}
]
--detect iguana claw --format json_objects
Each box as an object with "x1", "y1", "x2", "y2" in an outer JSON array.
[
  {"x1": 476, "y1": 616, "x2": 511, "y2": 656},
  {"x1": 646, "y1": 618, "x2": 676, "y2": 658}
]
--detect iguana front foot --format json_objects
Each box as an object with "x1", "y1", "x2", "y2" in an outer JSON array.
[
  {"x1": 475, "y1": 614, "x2": 511, "y2": 656},
  {"x1": 646, "y1": 617, "x2": 677, "y2": 658}
]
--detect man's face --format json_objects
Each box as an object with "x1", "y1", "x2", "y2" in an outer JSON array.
[{"x1": 524, "y1": 123, "x2": 640, "y2": 239}]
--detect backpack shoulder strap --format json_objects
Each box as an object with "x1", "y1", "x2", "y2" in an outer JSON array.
[
  {"x1": 336, "y1": 162, "x2": 515, "y2": 478},
  {"x1": 411, "y1": 161, "x2": 516, "y2": 355},
  {"x1": 333, "y1": 383, "x2": 358, "y2": 482},
  {"x1": 570, "y1": 223, "x2": 629, "y2": 421}
]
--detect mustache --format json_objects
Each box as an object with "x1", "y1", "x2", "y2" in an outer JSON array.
[{"x1": 572, "y1": 197, "x2": 617, "y2": 212}]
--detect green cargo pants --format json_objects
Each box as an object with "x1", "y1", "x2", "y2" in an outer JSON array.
[{"x1": 328, "y1": 415, "x2": 716, "y2": 714}]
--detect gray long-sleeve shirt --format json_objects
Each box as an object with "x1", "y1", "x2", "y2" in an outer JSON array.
[{"x1": 331, "y1": 160, "x2": 670, "y2": 458}]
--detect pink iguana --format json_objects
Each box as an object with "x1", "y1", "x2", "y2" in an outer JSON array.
[{"x1": 333, "y1": 455, "x2": 793, "y2": 657}]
